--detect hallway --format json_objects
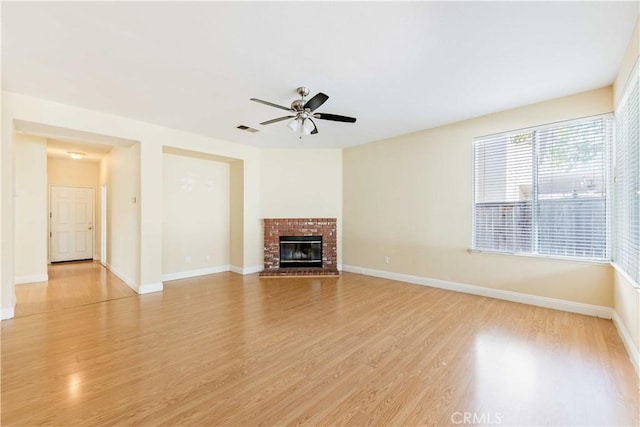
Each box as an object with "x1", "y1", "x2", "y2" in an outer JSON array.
[{"x1": 14, "y1": 261, "x2": 136, "y2": 317}]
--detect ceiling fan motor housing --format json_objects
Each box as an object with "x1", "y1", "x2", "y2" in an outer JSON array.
[{"x1": 291, "y1": 99, "x2": 306, "y2": 112}]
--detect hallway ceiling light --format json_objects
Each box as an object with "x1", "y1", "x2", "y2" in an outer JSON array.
[{"x1": 68, "y1": 152, "x2": 85, "y2": 160}]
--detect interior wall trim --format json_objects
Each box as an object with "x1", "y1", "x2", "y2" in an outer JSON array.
[
  {"x1": 1, "y1": 306, "x2": 15, "y2": 320},
  {"x1": 341, "y1": 265, "x2": 613, "y2": 319},
  {"x1": 106, "y1": 263, "x2": 137, "y2": 293},
  {"x1": 162, "y1": 266, "x2": 230, "y2": 282},
  {"x1": 612, "y1": 310, "x2": 640, "y2": 377},
  {"x1": 230, "y1": 265, "x2": 262, "y2": 275},
  {"x1": 137, "y1": 282, "x2": 163, "y2": 294},
  {"x1": 14, "y1": 274, "x2": 48, "y2": 285}
]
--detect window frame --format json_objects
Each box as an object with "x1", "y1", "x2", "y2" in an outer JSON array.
[{"x1": 471, "y1": 114, "x2": 614, "y2": 263}]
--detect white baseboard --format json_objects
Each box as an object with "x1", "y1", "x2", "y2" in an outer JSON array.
[
  {"x1": 612, "y1": 311, "x2": 640, "y2": 377},
  {"x1": 104, "y1": 263, "x2": 161, "y2": 294},
  {"x1": 162, "y1": 265, "x2": 230, "y2": 282},
  {"x1": 230, "y1": 265, "x2": 262, "y2": 275},
  {"x1": 15, "y1": 274, "x2": 49, "y2": 284},
  {"x1": 106, "y1": 263, "x2": 137, "y2": 293},
  {"x1": 1, "y1": 306, "x2": 15, "y2": 320},
  {"x1": 137, "y1": 282, "x2": 163, "y2": 294},
  {"x1": 244, "y1": 265, "x2": 262, "y2": 275},
  {"x1": 341, "y1": 265, "x2": 612, "y2": 319}
]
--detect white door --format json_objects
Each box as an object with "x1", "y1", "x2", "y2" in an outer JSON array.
[{"x1": 50, "y1": 186, "x2": 94, "y2": 262}]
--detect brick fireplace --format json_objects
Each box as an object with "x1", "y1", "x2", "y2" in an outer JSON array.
[{"x1": 260, "y1": 218, "x2": 339, "y2": 277}]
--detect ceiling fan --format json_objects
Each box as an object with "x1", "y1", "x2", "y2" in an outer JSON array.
[{"x1": 250, "y1": 87, "x2": 356, "y2": 135}]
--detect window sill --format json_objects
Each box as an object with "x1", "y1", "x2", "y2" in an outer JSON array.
[
  {"x1": 468, "y1": 248, "x2": 611, "y2": 265},
  {"x1": 610, "y1": 262, "x2": 640, "y2": 289}
]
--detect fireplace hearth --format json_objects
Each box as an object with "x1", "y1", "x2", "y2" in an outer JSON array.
[{"x1": 260, "y1": 218, "x2": 339, "y2": 277}]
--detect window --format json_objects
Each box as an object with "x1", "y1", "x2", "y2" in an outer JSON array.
[
  {"x1": 613, "y1": 62, "x2": 639, "y2": 284},
  {"x1": 473, "y1": 116, "x2": 612, "y2": 261}
]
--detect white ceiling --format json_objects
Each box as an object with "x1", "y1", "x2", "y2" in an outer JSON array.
[
  {"x1": 46, "y1": 139, "x2": 113, "y2": 162},
  {"x1": 2, "y1": 2, "x2": 638, "y2": 149}
]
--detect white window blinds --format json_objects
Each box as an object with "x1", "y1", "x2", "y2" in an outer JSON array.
[
  {"x1": 474, "y1": 132, "x2": 533, "y2": 254},
  {"x1": 613, "y1": 62, "x2": 640, "y2": 284},
  {"x1": 473, "y1": 116, "x2": 612, "y2": 260}
]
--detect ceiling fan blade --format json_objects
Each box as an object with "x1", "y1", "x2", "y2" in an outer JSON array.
[
  {"x1": 313, "y1": 113, "x2": 357, "y2": 123},
  {"x1": 250, "y1": 98, "x2": 292, "y2": 112},
  {"x1": 304, "y1": 92, "x2": 329, "y2": 112},
  {"x1": 308, "y1": 118, "x2": 318, "y2": 134},
  {"x1": 260, "y1": 115, "x2": 295, "y2": 125}
]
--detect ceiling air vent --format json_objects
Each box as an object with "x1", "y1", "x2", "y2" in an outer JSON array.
[{"x1": 236, "y1": 125, "x2": 259, "y2": 133}]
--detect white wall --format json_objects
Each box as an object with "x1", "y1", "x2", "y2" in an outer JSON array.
[
  {"x1": 260, "y1": 149, "x2": 343, "y2": 265},
  {"x1": 614, "y1": 18, "x2": 639, "y2": 104},
  {"x1": 99, "y1": 156, "x2": 109, "y2": 265},
  {"x1": 230, "y1": 161, "x2": 244, "y2": 270},
  {"x1": 14, "y1": 134, "x2": 48, "y2": 283},
  {"x1": 1, "y1": 117, "x2": 12, "y2": 318},
  {"x1": 614, "y1": 270, "x2": 640, "y2": 353},
  {"x1": 104, "y1": 145, "x2": 140, "y2": 290},
  {"x1": 162, "y1": 153, "x2": 230, "y2": 277},
  {"x1": 0, "y1": 6, "x2": 3, "y2": 315}
]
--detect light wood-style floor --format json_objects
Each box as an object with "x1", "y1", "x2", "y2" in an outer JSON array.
[
  {"x1": 13, "y1": 261, "x2": 136, "y2": 317},
  {"x1": 2, "y1": 270, "x2": 638, "y2": 426}
]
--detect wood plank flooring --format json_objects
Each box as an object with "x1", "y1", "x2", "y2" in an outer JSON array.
[
  {"x1": 2, "y1": 271, "x2": 638, "y2": 426},
  {"x1": 14, "y1": 261, "x2": 136, "y2": 317}
]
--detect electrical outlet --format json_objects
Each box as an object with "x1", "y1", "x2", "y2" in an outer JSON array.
[
  {"x1": 206, "y1": 255, "x2": 211, "y2": 261},
  {"x1": 384, "y1": 256, "x2": 390, "y2": 264},
  {"x1": 186, "y1": 256, "x2": 191, "y2": 264}
]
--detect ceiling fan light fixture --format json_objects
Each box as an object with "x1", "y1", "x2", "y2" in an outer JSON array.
[
  {"x1": 301, "y1": 118, "x2": 314, "y2": 135},
  {"x1": 287, "y1": 118, "x2": 301, "y2": 132}
]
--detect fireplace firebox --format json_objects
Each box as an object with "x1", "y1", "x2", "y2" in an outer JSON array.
[{"x1": 279, "y1": 236, "x2": 322, "y2": 268}]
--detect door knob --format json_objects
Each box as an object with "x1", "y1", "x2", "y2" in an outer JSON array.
[{"x1": 88, "y1": 226, "x2": 93, "y2": 230}]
